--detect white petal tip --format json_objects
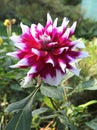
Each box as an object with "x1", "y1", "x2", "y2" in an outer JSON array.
[
  {"x1": 70, "y1": 21, "x2": 77, "y2": 34},
  {"x1": 79, "y1": 52, "x2": 89, "y2": 59},
  {"x1": 9, "y1": 64, "x2": 19, "y2": 68},
  {"x1": 6, "y1": 53, "x2": 11, "y2": 56}
]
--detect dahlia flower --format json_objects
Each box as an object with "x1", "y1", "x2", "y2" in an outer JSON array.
[{"x1": 7, "y1": 13, "x2": 88, "y2": 86}]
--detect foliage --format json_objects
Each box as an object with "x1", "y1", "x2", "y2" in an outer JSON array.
[
  {"x1": 63, "y1": 0, "x2": 81, "y2": 5},
  {"x1": 76, "y1": 20, "x2": 97, "y2": 39},
  {"x1": 0, "y1": 0, "x2": 81, "y2": 24}
]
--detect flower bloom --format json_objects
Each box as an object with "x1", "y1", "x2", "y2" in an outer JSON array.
[{"x1": 7, "y1": 13, "x2": 88, "y2": 86}]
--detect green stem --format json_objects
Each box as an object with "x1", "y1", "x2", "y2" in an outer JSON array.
[{"x1": 67, "y1": 86, "x2": 78, "y2": 97}]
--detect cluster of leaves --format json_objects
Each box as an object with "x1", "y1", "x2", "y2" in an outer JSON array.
[
  {"x1": 76, "y1": 20, "x2": 97, "y2": 40},
  {"x1": 0, "y1": 0, "x2": 82, "y2": 27}
]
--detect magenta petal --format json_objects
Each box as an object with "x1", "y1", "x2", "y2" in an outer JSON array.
[
  {"x1": 46, "y1": 24, "x2": 52, "y2": 34},
  {"x1": 62, "y1": 28, "x2": 71, "y2": 40},
  {"x1": 40, "y1": 64, "x2": 65, "y2": 86},
  {"x1": 27, "y1": 66, "x2": 37, "y2": 75},
  {"x1": 42, "y1": 69, "x2": 65, "y2": 86},
  {"x1": 10, "y1": 35, "x2": 29, "y2": 51},
  {"x1": 10, "y1": 54, "x2": 38, "y2": 68},
  {"x1": 65, "y1": 55, "x2": 75, "y2": 62},
  {"x1": 45, "y1": 55, "x2": 56, "y2": 67},
  {"x1": 47, "y1": 42, "x2": 58, "y2": 48},
  {"x1": 58, "y1": 59, "x2": 66, "y2": 72},
  {"x1": 52, "y1": 47, "x2": 68, "y2": 55},
  {"x1": 31, "y1": 48, "x2": 47, "y2": 56},
  {"x1": 70, "y1": 21, "x2": 77, "y2": 36},
  {"x1": 61, "y1": 17, "x2": 69, "y2": 29},
  {"x1": 68, "y1": 51, "x2": 81, "y2": 59},
  {"x1": 10, "y1": 58, "x2": 30, "y2": 68},
  {"x1": 37, "y1": 23, "x2": 44, "y2": 31},
  {"x1": 7, "y1": 50, "x2": 27, "y2": 59}
]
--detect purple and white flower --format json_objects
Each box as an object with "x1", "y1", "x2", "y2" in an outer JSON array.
[{"x1": 7, "y1": 13, "x2": 88, "y2": 86}]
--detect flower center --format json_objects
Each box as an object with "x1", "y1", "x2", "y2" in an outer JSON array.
[{"x1": 39, "y1": 33, "x2": 51, "y2": 44}]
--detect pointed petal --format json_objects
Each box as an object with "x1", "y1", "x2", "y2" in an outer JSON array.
[
  {"x1": 71, "y1": 39, "x2": 85, "y2": 48},
  {"x1": 6, "y1": 50, "x2": 26, "y2": 59},
  {"x1": 6, "y1": 52, "x2": 18, "y2": 58},
  {"x1": 31, "y1": 24, "x2": 37, "y2": 38},
  {"x1": 69, "y1": 67, "x2": 79, "y2": 76},
  {"x1": 46, "y1": 24, "x2": 53, "y2": 33},
  {"x1": 31, "y1": 48, "x2": 47, "y2": 56},
  {"x1": 45, "y1": 55, "x2": 55, "y2": 67},
  {"x1": 10, "y1": 58, "x2": 29, "y2": 68},
  {"x1": 27, "y1": 66, "x2": 37, "y2": 74},
  {"x1": 53, "y1": 18, "x2": 58, "y2": 27},
  {"x1": 62, "y1": 28, "x2": 71, "y2": 40},
  {"x1": 20, "y1": 22, "x2": 30, "y2": 34},
  {"x1": 67, "y1": 63, "x2": 79, "y2": 76},
  {"x1": 65, "y1": 55, "x2": 75, "y2": 62},
  {"x1": 47, "y1": 42, "x2": 58, "y2": 48},
  {"x1": 70, "y1": 21, "x2": 77, "y2": 36},
  {"x1": 10, "y1": 54, "x2": 37, "y2": 68},
  {"x1": 77, "y1": 52, "x2": 89, "y2": 59},
  {"x1": 42, "y1": 69, "x2": 65, "y2": 86},
  {"x1": 10, "y1": 35, "x2": 26, "y2": 50},
  {"x1": 23, "y1": 74, "x2": 35, "y2": 86},
  {"x1": 61, "y1": 17, "x2": 69, "y2": 28},
  {"x1": 37, "y1": 23, "x2": 44, "y2": 32},
  {"x1": 52, "y1": 47, "x2": 68, "y2": 55},
  {"x1": 58, "y1": 59, "x2": 66, "y2": 72},
  {"x1": 10, "y1": 35, "x2": 22, "y2": 43},
  {"x1": 47, "y1": 13, "x2": 52, "y2": 24}
]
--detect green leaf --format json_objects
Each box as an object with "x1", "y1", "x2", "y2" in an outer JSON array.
[
  {"x1": 86, "y1": 118, "x2": 97, "y2": 130},
  {"x1": 57, "y1": 110, "x2": 69, "y2": 125},
  {"x1": 57, "y1": 110, "x2": 77, "y2": 130},
  {"x1": 40, "y1": 84, "x2": 63, "y2": 99},
  {"x1": 32, "y1": 107, "x2": 48, "y2": 117},
  {"x1": 81, "y1": 78, "x2": 97, "y2": 90},
  {"x1": 69, "y1": 124, "x2": 77, "y2": 130},
  {"x1": 57, "y1": 121, "x2": 66, "y2": 130},
  {"x1": 5, "y1": 88, "x2": 39, "y2": 130},
  {"x1": 6, "y1": 93, "x2": 33, "y2": 113},
  {"x1": 44, "y1": 96, "x2": 55, "y2": 110},
  {"x1": 5, "y1": 110, "x2": 32, "y2": 130}
]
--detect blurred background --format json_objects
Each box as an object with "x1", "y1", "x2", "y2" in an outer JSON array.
[
  {"x1": 1, "y1": 0, "x2": 97, "y2": 39},
  {"x1": 0, "y1": 0, "x2": 97, "y2": 130}
]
